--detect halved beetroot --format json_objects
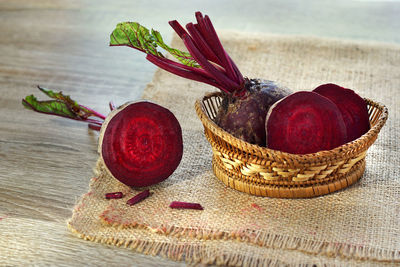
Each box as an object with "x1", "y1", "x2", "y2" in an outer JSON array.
[
  {"x1": 99, "y1": 101, "x2": 183, "y2": 187},
  {"x1": 313, "y1": 83, "x2": 370, "y2": 142},
  {"x1": 266, "y1": 91, "x2": 347, "y2": 154}
]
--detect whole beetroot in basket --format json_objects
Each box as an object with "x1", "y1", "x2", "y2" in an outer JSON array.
[{"x1": 110, "y1": 12, "x2": 290, "y2": 146}]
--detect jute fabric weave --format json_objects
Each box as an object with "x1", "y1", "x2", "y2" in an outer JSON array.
[{"x1": 68, "y1": 32, "x2": 400, "y2": 266}]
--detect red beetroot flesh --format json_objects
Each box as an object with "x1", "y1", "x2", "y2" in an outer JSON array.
[
  {"x1": 105, "y1": 192, "x2": 124, "y2": 199},
  {"x1": 126, "y1": 189, "x2": 150, "y2": 206},
  {"x1": 169, "y1": 201, "x2": 204, "y2": 210},
  {"x1": 101, "y1": 102, "x2": 183, "y2": 187},
  {"x1": 313, "y1": 83, "x2": 370, "y2": 142},
  {"x1": 266, "y1": 91, "x2": 347, "y2": 154},
  {"x1": 216, "y1": 79, "x2": 291, "y2": 146}
]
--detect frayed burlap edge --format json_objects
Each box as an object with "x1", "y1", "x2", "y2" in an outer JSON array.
[{"x1": 67, "y1": 159, "x2": 399, "y2": 265}]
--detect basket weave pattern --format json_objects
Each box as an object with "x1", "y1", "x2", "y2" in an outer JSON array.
[{"x1": 195, "y1": 92, "x2": 388, "y2": 198}]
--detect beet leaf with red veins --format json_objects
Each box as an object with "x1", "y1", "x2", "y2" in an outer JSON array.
[{"x1": 22, "y1": 86, "x2": 106, "y2": 129}]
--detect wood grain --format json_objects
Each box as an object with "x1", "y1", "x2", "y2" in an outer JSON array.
[{"x1": 0, "y1": 0, "x2": 398, "y2": 265}]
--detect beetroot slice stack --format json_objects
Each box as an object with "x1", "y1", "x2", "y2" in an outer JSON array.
[
  {"x1": 100, "y1": 101, "x2": 183, "y2": 187},
  {"x1": 266, "y1": 91, "x2": 347, "y2": 154},
  {"x1": 313, "y1": 83, "x2": 370, "y2": 142}
]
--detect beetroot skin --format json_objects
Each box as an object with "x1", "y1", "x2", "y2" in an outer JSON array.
[
  {"x1": 99, "y1": 101, "x2": 183, "y2": 187},
  {"x1": 266, "y1": 91, "x2": 347, "y2": 154},
  {"x1": 313, "y1": 83, "x2": 370, "y2": 142},
  {"x1": 216, "y1": 79, "x2": 291, "y2": 146}
]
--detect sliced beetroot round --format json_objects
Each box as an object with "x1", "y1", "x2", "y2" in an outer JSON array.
[
  {"x1": 313, "y1": 83, "x2": 370, "y2": 142},
  {"x1": 99, "y1": 101, "x2": 183, "y2": 187},
  {"x1": 266, "y1": 91, "x2": 347, "y2": 154}
]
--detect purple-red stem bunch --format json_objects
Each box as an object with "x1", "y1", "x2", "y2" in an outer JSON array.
[{"x1": 146, "y1": 12, "x2": 245, "y2": 96}]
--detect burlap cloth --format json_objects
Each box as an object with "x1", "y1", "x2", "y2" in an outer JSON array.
[{"x1": 68, "y1": 32, "x2": 400, "y2": 266}]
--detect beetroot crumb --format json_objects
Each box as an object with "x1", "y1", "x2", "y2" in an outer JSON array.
[
  {"x1": 251, "y1": 203, "x2": 263, "y2": 211},
  {"x1": 105, "y1": 192, "x2": 124, "y2": 199},
  {"x1": 126, "y1": 189, "x2": 150, "y2": 206},
  {"x1": 169, "y1": 201, "x2": 204, "y2": 210}
]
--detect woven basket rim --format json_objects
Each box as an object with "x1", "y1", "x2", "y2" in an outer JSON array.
[{"x1": 195, "y1": 91, "x2": 388, "y2": 165}]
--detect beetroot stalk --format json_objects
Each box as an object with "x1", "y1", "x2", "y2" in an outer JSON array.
[
  {"x1": 185, "y1": 22, "x2": 221, "y2": 65},
  {"x1": 109, "y1": 101, "x2": 116, "y2": 111},
  {"x1": 146, "y1": 54, "x2": 229, "y2": 93},
  {"x1": 168, "y1": 20, "x2": 188, "y2": 39},
  {"x1": 80, "y1": 105, "x2": 107, "y2": 120},
  {"x1": 203, "y1": 15, "x2": 239, "y2": 83},
  {"x1": 88, "y1": 124, "x2": 102, "y2": 131},
  {"x1": 182, "y1": 35, "x2": 239, "y2": 92}
]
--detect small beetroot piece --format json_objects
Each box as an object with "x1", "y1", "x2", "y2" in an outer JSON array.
[
  {"x1": 126, "y1": 189, "x2": 150, "y2": 206},
  {"x1": 313, "y1": 83, "x2": 370, "y2": 142},
  {"x1": 266, "y1": 91, "x2": 347, "y2": 154},
  {"x1": 99, "y1": 101, "x2": 183, "y2": 187},
  {"x1": 169, "y1": 201, "x2": 204, "y2": 210},
  {"x1": 105, "y1": 192, "x2": 124, "y2": 199}
]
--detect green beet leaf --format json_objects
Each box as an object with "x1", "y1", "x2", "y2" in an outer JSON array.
[
  {"x1": 110, "y1": 22, "x2": 199, "y2": 67},
  {"x1": 22, "y1": 86, "x2": 99, "y2": 121},
  {"x1": 22, "y1": 94, "x2": 81, "y2": 120},
  {"x1": 151, "y1": 29, "x2": 199, "y2": 67}
]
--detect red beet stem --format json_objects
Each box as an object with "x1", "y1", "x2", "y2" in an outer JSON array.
[
  {"x1": 203, "y1": 15, "x2": 240, "y2": 84},
  {"x1": 168, "y1": 20, "x2": 189, "y2": 39},
  {"x1": 146, "y1": 54, "x2": 229, "y2": 93},
  {"x1": 109, "y1": 101, "x2": 116, "y2": 111},
  {"x1": 126, "y1": 189, "x2": 150, "y2": 206},
  {"x1": 169, "y1": 201, "x2": 204, "y2": 210},
  {"x1": 186, "y1": 22, "x2": 221, "y2": 65},
  {"x1": 86, "y1": 118, "x2": 103, "y2": 125},
  {"x1": 88, "y1": 123, "x2": 102, "y2": 131},
  {"x1": 194, "y1": 12, "x2": 220, "y2": 61},
  {"x1": 80, "y1": 105, "x2": 106, "y2": 120},
  {"x1": 149, "y1": 52, "x2": 215, "y2": 77},
  {"x1": 195, "y1": 12, "x2": 209, "y2": 37},
  {"x1": 226, "y1": 53, "x2": 244, "y2": 85},
  {"x1": 182, "y1": 35, "x2": 239, "y2": 92},
  {"x1": 105, "y1": 192, "x2": 124, "y2": 199},
  {"x1": 169, "y1": 12, "x2": 244, "y2": 93}
]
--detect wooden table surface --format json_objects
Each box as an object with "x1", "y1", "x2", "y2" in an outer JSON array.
[{"x1": 1, "y1": 0, "x2": 399, "y2": 266}]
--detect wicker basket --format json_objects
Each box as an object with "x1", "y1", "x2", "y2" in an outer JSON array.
[{"x1": 195, "y1": 92, "x2": 388, "y2": 198}]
